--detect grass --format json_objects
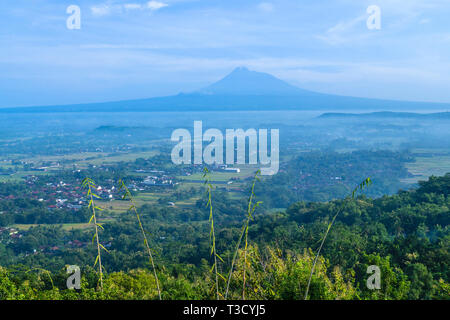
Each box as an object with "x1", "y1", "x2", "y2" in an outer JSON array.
[
  {"x1": 119, "y1": 179, "x2": 162, "y2": 300},
  {"x1": 174, "y1": 198, "x2": 200, "y2": 207},
  {"x1": 0, "y1": 150, "x2": 161, "y2": 182},
  {"x1": 303, "y1": 177, "x2": 371, "y2": 300},
  {"x1": 134, "y1": 193, "x2": 166, "y2": 201},
  {"x1": 178, "y1": 172, "x2": 237, "y2": 182},
  {"x1": 202, "y1": 167, "x2": 223, "y2": 300},
  {"x1": 96, "y1": 200, "x2": 135, "y2": 214},
  {"x1": 21, "y1": 152, "x2": 104, "y2": 164},
  {"x1": 83, "y1": 177, "x2": 108, "y2": 291},
  {"x1": 225, "y1": 170, "x2": 261, "y2": 299},
  {"x1": 177, "y1": 167, "x2": 256, "y2": 182},
  {"x1": 13, "y1": 223, "x2": 93, "y2": 231},
  {"x1": 17, "y1": 151, "x2": 159, "y2": 166},
  {"x1": 0, "y1": 175, "x2": 21, "y2": 182},
  {"x1": 78, "y1": 188, "x2": 200, "y2": 214},
  {"x1": 402, "y1": 150, "x2": 450, "y2": 184},
  {"x1": 0, "y1": 170, "x2": 50, "y2": 182},
  {"x1": 77, "y1": 150, "x2": 159, "y2": 166}
]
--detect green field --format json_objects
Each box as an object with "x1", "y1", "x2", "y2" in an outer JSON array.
[
  {"x1": 13, "y1": 223, "x2": 93, "y2": 231},
  {"x1": 77, "y1": 150, "x2": 159, "y2": 166},
  {"x1": 402, "y1": 149, "x2": 450, "y2": 184},
  {"x1": 177, "y1": 167, "x2": 257, "y2": 182},
  {"x1": 0, "y1": 150, "x2": 161, "y2": 182}
]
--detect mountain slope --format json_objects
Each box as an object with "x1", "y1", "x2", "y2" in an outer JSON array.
[
  {"x1": 1, "y1": 67, "x2": 449, "y2": 113},
  {"x1": 319, "y1": 111, "x2": 450, "y2": 120},
  {"x1": 197, "y1": 66, "x2": 317, "y2": 96}
]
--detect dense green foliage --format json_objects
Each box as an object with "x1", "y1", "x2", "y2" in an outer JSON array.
[
  {"x1": 0, "y1": 174, "x2": 448, "y2": 300},
  {"x1": 256, "y1": 150, "x2": 412, "y2": 206}
]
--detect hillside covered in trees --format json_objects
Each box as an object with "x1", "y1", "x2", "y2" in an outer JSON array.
[{"x1": 0, "y1": 173, "x2": 448, "y2": 300}]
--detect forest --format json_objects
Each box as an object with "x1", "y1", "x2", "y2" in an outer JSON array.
[{"x1": 0, "y1": 173, "x2": 448, "y2": 300}]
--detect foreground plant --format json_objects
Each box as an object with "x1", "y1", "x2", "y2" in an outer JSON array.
[
  {"x1": 26, "y1": 268, "x2": 54, "y2": 289},
  {"x1": 203, "y1": 167, "x2": 225, "y2": 300},
  {"x1": 304, "y1": 177, "x2": 372, "y2": 300},
  {"x1": 225, "y1": 169, "x2": 262, "y2": 300},
  {"x1": 119, "y1": 179, "x2": 162, "y2": 300},
  {"x1": 82, "y1": 177, "x2": 108, "y2": 291}
]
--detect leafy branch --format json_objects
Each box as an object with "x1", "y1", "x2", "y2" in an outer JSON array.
[
  {"x1": 119, "y1": 179, "x2": 162, "y2": 300},
  {"x1": 203, "y1": 167, "x2": 225, "y2": 300},
  {"x1": 26, "y1": 267, "x2": 54, "y2": 289},
  {"x1": 225, "y1": 169, "x2": 262, "y2": 300},
  {"x1": 82, "y1": 177, "x2": 108, "y2": 291},
  {"x1": 304, "y1": 177, "x2": 372, "y2": 300}
]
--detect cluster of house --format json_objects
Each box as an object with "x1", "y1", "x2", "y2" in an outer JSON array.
[
  {"x1": 0, "y1": 227, "x2": 22, "y2": 239},
  {"x1": 210, "y1": 163, "x2": 241, "y2": 173},
  {"x1": 24, "y1": 176, "x2": 123, "y2": 210},
  {"x1": 29, "y1": 179, "x2": 88, "y2": 210},
  {"x1": 23, "y1": 171, "x2": 179, "y2": 211},
  {"x1": 143, "y1": 175, "x2": 176, "y2": 187}
]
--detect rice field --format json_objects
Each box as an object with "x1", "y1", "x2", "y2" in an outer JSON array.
[
  {"x1": 13, "y1": 223, "x2": 93, "y2": 231},
  {"x1": 401, "y1": 149, "x2": 450, "y2": 184}
]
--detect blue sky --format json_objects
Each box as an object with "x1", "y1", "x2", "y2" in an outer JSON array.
[{"x1": 1, "y1": 0, "x2": 450, "y2": 107}]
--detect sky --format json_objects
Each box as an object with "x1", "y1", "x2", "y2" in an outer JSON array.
[{"x1": 1, "y1": 0, "x2": 450, "y2": 107}]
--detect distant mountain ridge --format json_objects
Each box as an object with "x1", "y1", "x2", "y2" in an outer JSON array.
[
  {"x1": 2, "y1": 67, "x2": 450, "y2": 113},
  {"x1": 319, "y1": 111, "x2": 450, "y2": 119},
  {"x1": 197, "y1": 66, "x2": 318, "y2": 96}
]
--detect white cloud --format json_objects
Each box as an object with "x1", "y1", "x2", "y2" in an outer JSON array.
[
  {"x1": 258, "y1": 2, "x2": 274, "y2": 12},
  {"x1": 316, "y1": 14, "x2": 368, "y2": 45},
  {"x1": 91, "y1": 2, "x2": 167, "y2": 16},
  {"x1": 124, "y1": 4, "x2": 142, "y2": 10},
  {"x1": 91, "y1": 5, "x2": 111, "y2": 17},
  {"x1": 147, "y1": 1, "x2": 168, "y2": 11}
]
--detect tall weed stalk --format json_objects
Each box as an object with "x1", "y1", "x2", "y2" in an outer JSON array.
[
  {"x1": 26, "y1": 268, "x2": 54, "y2": 289},
  {"x1": 82, "y1": 177, "x2": 108, "y2": 291},
  {"x1": 304, "y1": 177, "x2": 372, "y2": 300},
  {"x1": 225, "y1": 169, "x2": 262, "y2": 300},
  {"x1": 119, "y1": 179, "x2": 162, "y2": 300},
  {"x1": 203, "y1": 167, "x2": 225, "y2": 300}
]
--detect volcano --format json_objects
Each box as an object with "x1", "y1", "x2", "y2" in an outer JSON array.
[{"x1": 1, "y1": 67, "x2": 448, "y2": 113}]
